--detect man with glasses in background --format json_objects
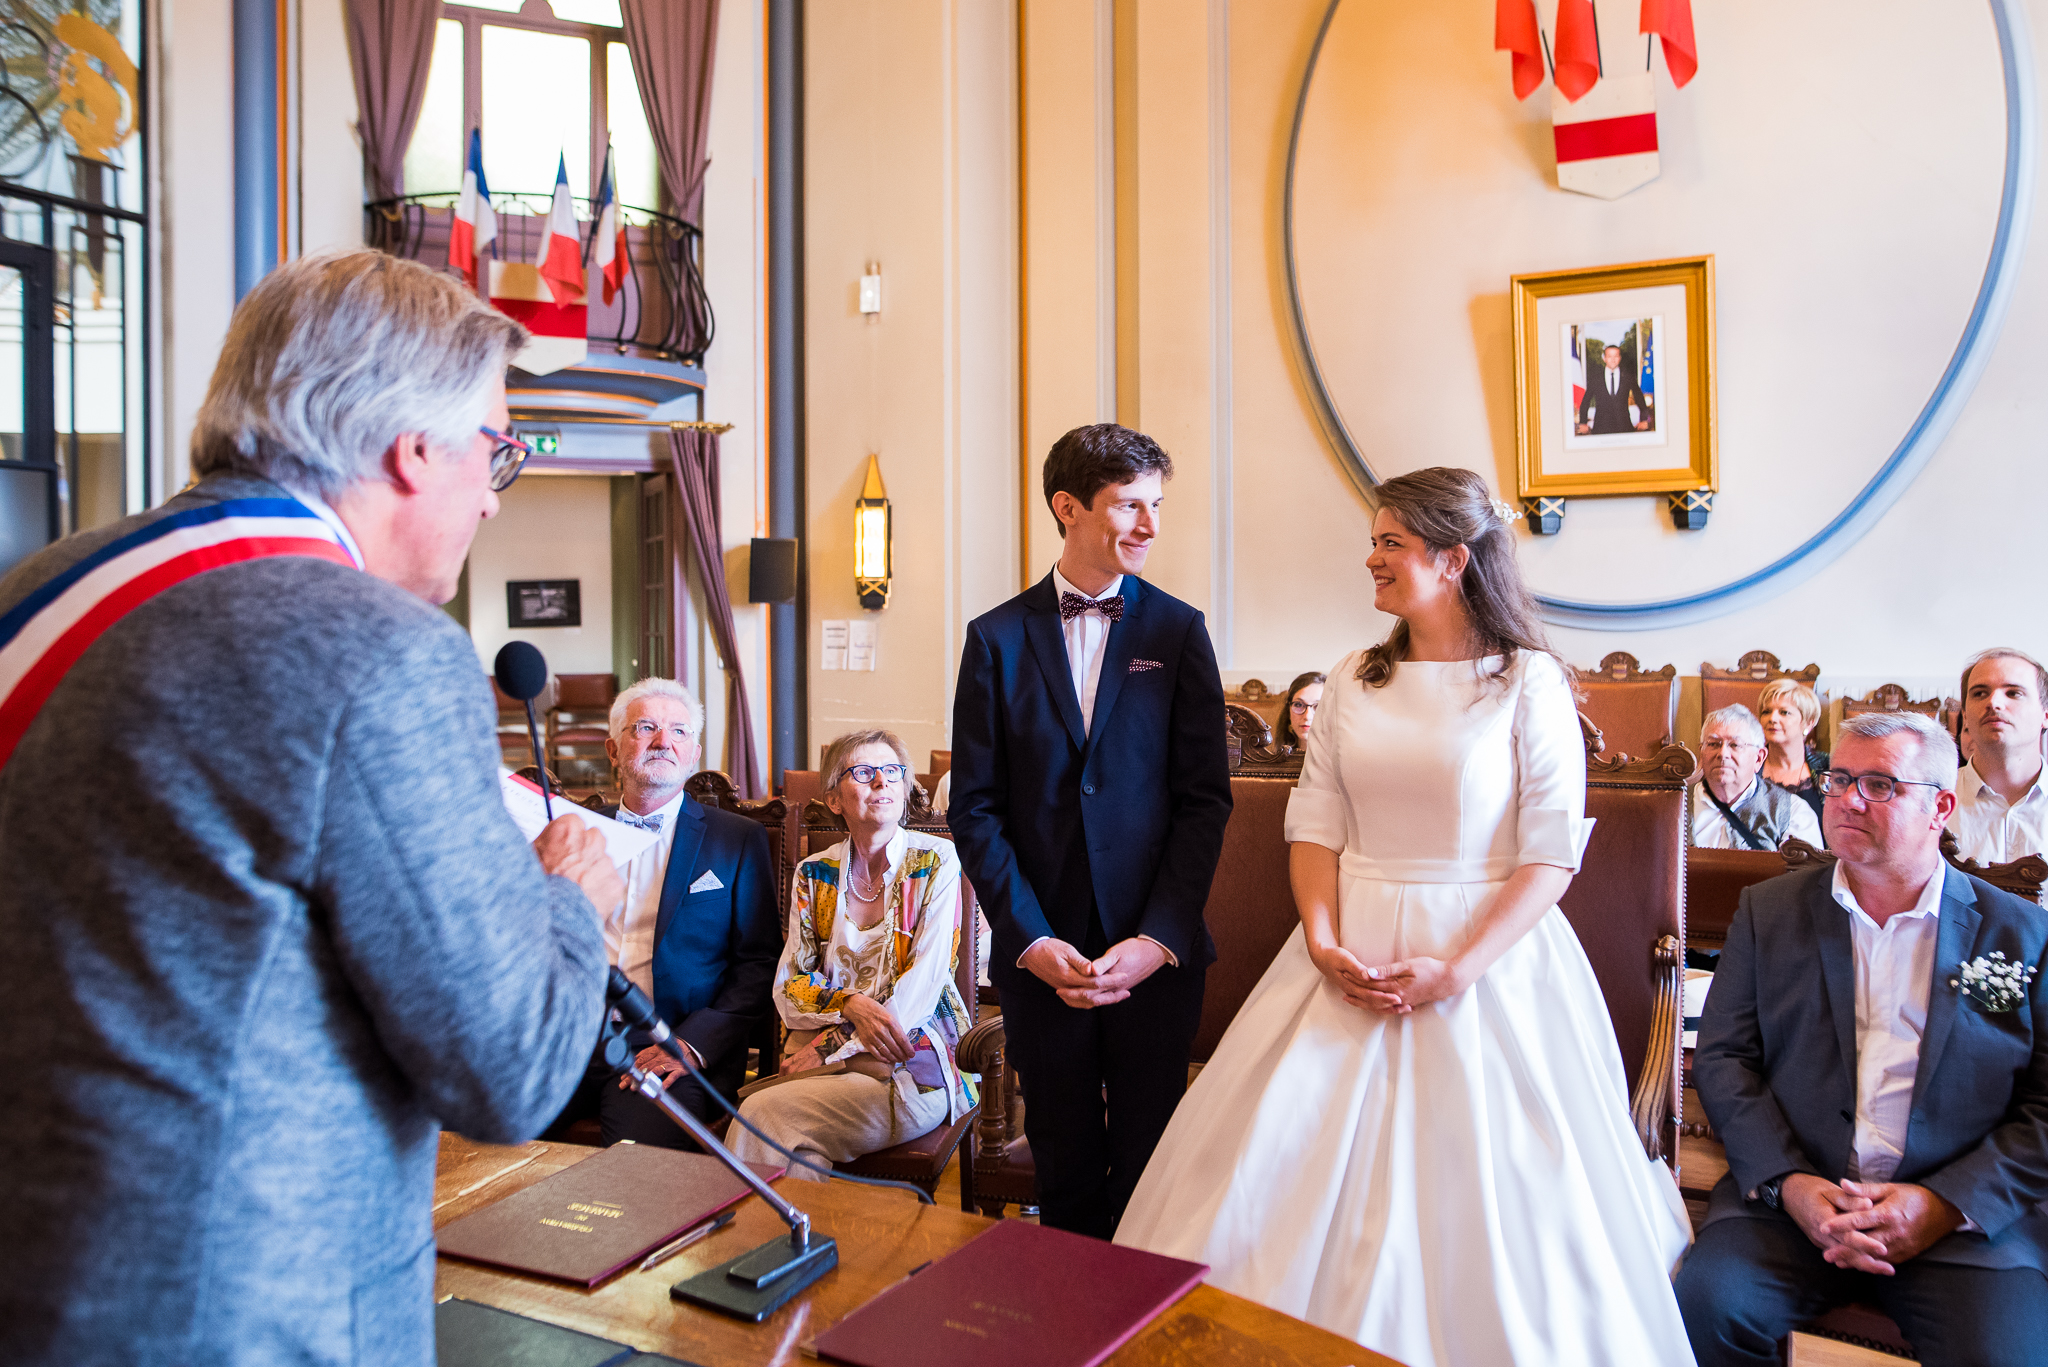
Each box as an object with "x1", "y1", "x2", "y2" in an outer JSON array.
[
  {"x1": 0, "y1": 251, "x2": 623, "y2": 1365},
  {"x1": 1678, "y1": 711, "x2": 2048, "y2": 1366},
  {"x1": 1692, "y1": 703, "x2": 1824, "y2": 851},
  {"x1": 544, "y1": 677, "x2": 780, "y2": 1149}
]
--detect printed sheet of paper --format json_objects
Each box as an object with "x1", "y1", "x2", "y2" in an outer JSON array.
[
  {"x1": 847, "y1": 618, "x2": 877, "y2": 671},
  {"x1": 499, "y1": 771, "x2": 659, "y2": 867},
  {"x1": 821, "y1": 619, "x2": 849, "y2": 670}
]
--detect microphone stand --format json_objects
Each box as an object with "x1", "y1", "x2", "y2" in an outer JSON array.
[{"x1": 597, "y1": 970, "x2": 836, "y2": 1320}]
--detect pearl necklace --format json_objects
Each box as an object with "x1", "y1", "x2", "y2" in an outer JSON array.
[{"x1": 846, "y1": 854, "x2": 887, "y2": 903}]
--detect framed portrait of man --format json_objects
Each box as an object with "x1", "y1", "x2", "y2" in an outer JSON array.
[{"x1": 1513, "y1": 256, "x2": 1715, "y2": 502}]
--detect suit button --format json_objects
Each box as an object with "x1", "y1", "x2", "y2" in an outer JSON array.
[{"x1": 1083, "y1": 784, "x2": 1096, "y2": 795}]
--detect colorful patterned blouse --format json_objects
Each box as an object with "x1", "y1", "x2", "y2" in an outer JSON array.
[{"x1": 775, "y1": 827, "x2": 978, "y2": 1120}]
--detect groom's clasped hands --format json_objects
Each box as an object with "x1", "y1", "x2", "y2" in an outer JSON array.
[
  {"x1": 1020, "y1": 935, "x2": 1171, "y2": 1008},
  {"x1": 1307, "y1": 941, "x2": 1467, "y2": 1014}
]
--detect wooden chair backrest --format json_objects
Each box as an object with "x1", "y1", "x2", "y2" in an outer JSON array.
[
  {"x1": 1191, "y1": 776, "x2": 1301, "y2": 1062},
  {"x1": 929, "y1": 750, "x2": 952, "y2": 778},
  {"x1": 1556, "y1": 741, "x2": 1697, "y2": 1162},
  {"x1": 1699, "y1": 651, "x2": 1821, "y2": 733},
  {"x1": 797, "y1": 798, "x2": 978, "y2": 1013},
  {"x1": 552, "y1": 672, "x2": 618, "y2": 713},
  {"x1": 1574, "y1": 653, "x2": 1679, "y2": 762}
]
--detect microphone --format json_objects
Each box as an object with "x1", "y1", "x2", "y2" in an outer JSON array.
[{"x1": 493, "y1": 641, "x2": 553, "y2": 820}]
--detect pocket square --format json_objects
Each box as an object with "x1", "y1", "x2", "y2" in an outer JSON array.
[
  {"x1": 688, "y1": 870, "x2": 725, "y2": 894},
  {"x1": 1128, "y1": 659, "x2": 1163, "y2": 673}
]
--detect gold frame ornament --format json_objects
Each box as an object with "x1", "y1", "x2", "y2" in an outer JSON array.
[{"x1": 1512, "y1": 254, "x2": 1716, "y2": 502}]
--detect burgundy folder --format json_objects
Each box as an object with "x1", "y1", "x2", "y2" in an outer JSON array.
[
  {"x1": 436, "y1": 1143, "x2": 783, "y2": 1287},
  {"x1": 808, "y1": 1220, "x2": 1207, "y2": 1367}
]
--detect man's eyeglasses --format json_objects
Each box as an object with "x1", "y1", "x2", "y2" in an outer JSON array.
[
  {"x1": 481, "y1": 425, "x2": 533, "y2": 492},
  {"x1": 1816, "y1": 770, "x2": 1946, "y2": 803},
  {"x1": 840, "y1": 763, "x2": 910, "y2": 786},
  {"x1": 629, "y1": 720, "x2": 696, "y2": 743}
]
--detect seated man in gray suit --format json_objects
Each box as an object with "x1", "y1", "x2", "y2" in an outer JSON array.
[
  {"x1": 0, "y1": 252, "x2": 621, "y2": 1366},
  {"x1": 545, "y1": 676, "x2": 780, "y2": 1149},
  {"x1": 1692, "y1": 703, "x2": 1823, "y2": 851},
  {"x1": 1677, "y1": 711, "x2": 2048, "y2": 1367}
]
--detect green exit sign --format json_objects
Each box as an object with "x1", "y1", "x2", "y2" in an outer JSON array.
[{"x1": 528, "y1": 431, "x2": 561, "y2": 455}]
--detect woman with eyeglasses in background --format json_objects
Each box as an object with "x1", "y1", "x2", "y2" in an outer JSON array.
[
  {"x1": 727, "y1": 729, "x2": 977, "y2": 1180},
  {"x1": 1274, "y1": 671, "x2": 1326, "y2": 753}
]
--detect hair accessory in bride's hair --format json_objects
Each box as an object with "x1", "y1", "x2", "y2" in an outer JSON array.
[{"x1": 1489, "y1": 497, "x2": 1525, "y2": 525}]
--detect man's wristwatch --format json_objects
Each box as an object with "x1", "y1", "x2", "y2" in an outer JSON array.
[{"x1": 1756, "y1": 1175, "x2": 1787, "y2": 1210}]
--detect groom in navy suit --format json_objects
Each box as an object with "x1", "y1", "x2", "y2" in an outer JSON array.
[{"x1": 949, "y1": 423, "x2": 1232, "y2": 1238}]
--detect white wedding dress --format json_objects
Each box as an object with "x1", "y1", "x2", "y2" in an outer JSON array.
[{"x1": 1116, "y1": 651, "x2": 1694, "y2": 1366}]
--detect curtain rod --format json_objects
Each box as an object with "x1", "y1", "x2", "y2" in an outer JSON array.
[{"x1": 670, "y1": 421, "x2": 736, "y2": 434}]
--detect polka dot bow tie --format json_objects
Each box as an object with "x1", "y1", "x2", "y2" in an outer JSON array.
[{"x1": 1059, "y1": 592, "x2": 1125, "y2": 623}]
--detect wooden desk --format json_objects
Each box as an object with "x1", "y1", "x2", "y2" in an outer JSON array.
[{"x1": 434, "y1": 1136, "x2": 1399, "y2": 1367}]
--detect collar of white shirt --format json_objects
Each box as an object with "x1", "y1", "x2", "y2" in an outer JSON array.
[
  {"x1": 1051, "y1": 563, "x2": 1123, "y2": 607},
  {"x1": 287, "y1": 487, "x2": 367, "y2": 570},
  {"x1": 1957, "y1": 759, "x2": 2048, "y2": 812},
  {"x1": 1829, "y1": 856, "x2": 1947, "y2": 929},
  {"x1": 622, "y1": 788, "x2": 690, "y2": 847}
]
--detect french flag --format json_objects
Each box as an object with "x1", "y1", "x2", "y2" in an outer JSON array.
[
  {"x1": 449, "y1": 129, "x2": 496, "y2": 292},
  {"x1": 535, "y1": 155, "x2": 586, "y2": 300},
  {"x1": 587, "y1": 146, "x2": 629, "y2": 306},
  {"x1": 1569, "y1": 329, "x2": 1586, "y2": 415}
]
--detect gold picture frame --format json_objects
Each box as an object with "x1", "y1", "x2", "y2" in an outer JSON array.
[{"x1": 1512, "y1": 255, "x2": 1716, "y2": 500}]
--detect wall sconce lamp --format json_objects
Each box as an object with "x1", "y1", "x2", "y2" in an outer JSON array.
[{"x1": 854, "y1": 454, "x2": 891, "y2": 611}]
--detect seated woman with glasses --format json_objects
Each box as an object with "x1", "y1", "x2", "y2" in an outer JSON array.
[
  {"x1": 727, "y1": 729, "x2": 977, "y2": 1180},
  {"x1": 1274, "y1": 671, "x2": 1326, "y2": 753}
]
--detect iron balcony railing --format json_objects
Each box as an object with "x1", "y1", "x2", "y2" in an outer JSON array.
[{"x1": 366, "y1": 190, "x2": 713, "y2": 366}]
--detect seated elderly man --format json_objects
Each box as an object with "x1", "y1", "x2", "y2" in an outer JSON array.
[
  {"x1": 1693, "y1": 703, "x2": 1824, "y2": 851},
  {"x1": 543, "y1": 677, "x2": 781, "y2": 1149},
  {"x1": 1676, "y1": 712, "x2": 2048, "y2": 1366},
  {"x1": 1948, "y1": 648, "x2": 2048, "y2": 864}
]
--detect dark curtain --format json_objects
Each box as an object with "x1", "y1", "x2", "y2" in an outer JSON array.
[
  {"x1": 344, "y1": 0, "x2": 443, "y2": 200},
  {"x1": 667, "y1": 428, "x2": 763, "y2": 797},
  {"x1": 619, "y1": 0, "x2": 721, "y2": 223}
]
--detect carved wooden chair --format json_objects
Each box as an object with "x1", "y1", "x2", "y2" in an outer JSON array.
[
  {"x1": 1225, "y1": 700, "x2": 1305, "y2": 779},
  {"x1": 546, "y1": 673, "x2": 619, "y2": 793},
  {"x1": 1573, "y1": 651, "x2": 1679, "y2": 763},
  {"x1": 1700, "y1": 651, "x2": 1822, "y2": 739},
  {"x1": 781, "y1": 795, "x2": 985, "y2": 1202},
  {"x1": 1842, "y1": 682, "x2": 1962, "y2": 745},
  {"x1": 1223, "y1": 677, "x2": 1285, "y2": 734}
]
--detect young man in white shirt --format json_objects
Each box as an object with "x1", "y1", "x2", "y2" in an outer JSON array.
[{"x1": 1947, "y1": 649, "x2": 2048, "y2": 865}]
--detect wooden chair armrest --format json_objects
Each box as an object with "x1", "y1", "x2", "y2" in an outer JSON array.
[
  {"x1": 1630, "y1": 933, "x2": 1682, "y2": 1164},
  {"x1": 958, "y1": 1015, "x2": 1006, "y2": 1076}
]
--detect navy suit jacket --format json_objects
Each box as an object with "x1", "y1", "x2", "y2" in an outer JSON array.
[
  {"x1": 602, "y1": 795, "x2": 780, "y2": 1094},
  {"x1": 1696, "y1": 862, "x2": 2048, "y2": 1271},
  {"x1": 948, "y1": 572, "x2": 1231, "y2": 976}
]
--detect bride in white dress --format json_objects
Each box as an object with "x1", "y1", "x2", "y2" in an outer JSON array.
[{"x1": 1116, "y1": 468, "x2": 1693, "y2": 1366}]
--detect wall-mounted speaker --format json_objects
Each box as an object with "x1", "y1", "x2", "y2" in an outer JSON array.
[{"x1": 749, "y1": 537, "x2": 799, "y2": 604}]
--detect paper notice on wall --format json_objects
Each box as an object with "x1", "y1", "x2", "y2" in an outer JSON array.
[
  {"x1": 499, "y1": 770, "x2": 659, "y2": 868},
  {"x1": 821, "y1": 620, "x2": 849, "y2": 670},
  {"x1": 847, "y1": 619, "x2": 877, "y2": 671}
]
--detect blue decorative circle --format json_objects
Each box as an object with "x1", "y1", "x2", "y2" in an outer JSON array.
[{"x1": 1283, "y1": 0, "x2": 2038, "y2": 630}]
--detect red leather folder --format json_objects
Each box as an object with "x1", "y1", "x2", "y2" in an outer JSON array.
[
  {"x1": 436, "y1": 1143, "x2": 783, "y2": 1287},
  {"x1": 808, "y1": 1220, "x2": 1207, "y2": 1367}
]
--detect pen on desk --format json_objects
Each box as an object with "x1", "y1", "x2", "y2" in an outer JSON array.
[{"x1": 639, "y1": 1211, "x2": 736, "y2": 1271}]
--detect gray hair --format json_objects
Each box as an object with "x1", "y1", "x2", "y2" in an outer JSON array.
[
  {"x1": 190, "y1": 251, "x2": 528, "y2": 499},
  {"x1": 1836, "y1": 711, "x2": 1959, "y2": 790},
  {"x1": 1701, "y1": 704, "x2": 1766, "y2": 749},
  {"x1": 609, "y1": 677, "x2": 705, "y2": 743}
]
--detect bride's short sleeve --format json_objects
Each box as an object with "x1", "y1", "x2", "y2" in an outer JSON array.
[
  {"x1": 1513, "y1": 654, "x2": 1594, "y2": 871},
  {"x1": 1284, "y1": 654, "x2": 1351, "y2": 852}
]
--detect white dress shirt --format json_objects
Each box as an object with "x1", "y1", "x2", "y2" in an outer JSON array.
[
  {"x1": 289, "y1": 487, "x2": 366, "y2": 570},
  {"x1": 1051, "y1": 563, "x2": 1122, "y2": 738},
  {"x1": 1690, "y1": 777, "x2": 1823, "y2": 850},
  {"x1": 607, "y1": 788, "x2": 688, "y2": 1002},
  {"x1": 1947, "y1": 759, "x2": 2048, "y2": 865},
  {"x1": 1830, "y1": 860, "x2": 1945, "y2": 1185}
]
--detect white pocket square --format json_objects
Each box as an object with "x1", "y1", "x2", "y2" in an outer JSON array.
[{"x1": 688, "y1": 870, "x2": 725, "y2": 894}]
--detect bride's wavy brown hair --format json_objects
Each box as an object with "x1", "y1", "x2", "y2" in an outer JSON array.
[{"x1": 1355, "y1": 467, "x2": 1574, "y2": 694}]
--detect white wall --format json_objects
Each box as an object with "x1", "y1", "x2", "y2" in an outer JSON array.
[{"x1": 466, "y1": 474, "x2": 617, "y2": 675}]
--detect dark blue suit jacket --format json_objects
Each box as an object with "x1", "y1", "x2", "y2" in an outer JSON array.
[
  {"x1": 948, "y1": 572, "x2": 1231, "y2": 975},
  {"x1": 603, "y1": 795, "x2": 780, "y2": 1094},
  {"x1": 1696, "y1": 862, "x2": 2048, "y2": 1271}
]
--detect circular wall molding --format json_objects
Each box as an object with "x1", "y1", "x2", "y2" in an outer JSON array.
[{"x1": 1282, "y1": 0, "x2": 2038, "y2": 631}]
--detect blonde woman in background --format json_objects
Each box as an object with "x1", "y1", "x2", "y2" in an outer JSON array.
[{"x1": 1757, "y1": 678, "x2": 1826, "y2": 832}]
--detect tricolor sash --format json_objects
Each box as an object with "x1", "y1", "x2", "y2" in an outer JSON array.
[{"x1": 0, "y1": 498, "x2": 357, "y2": 771}]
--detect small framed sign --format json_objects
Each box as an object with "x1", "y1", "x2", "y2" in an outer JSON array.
[{"x1": 506, "y1": 579, "x2": 582, "y2": 628}]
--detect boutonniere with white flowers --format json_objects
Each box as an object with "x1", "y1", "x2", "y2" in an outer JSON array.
[{"x1": 1951, "y1": 951, "x2": 2038, "y2": 1014}]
